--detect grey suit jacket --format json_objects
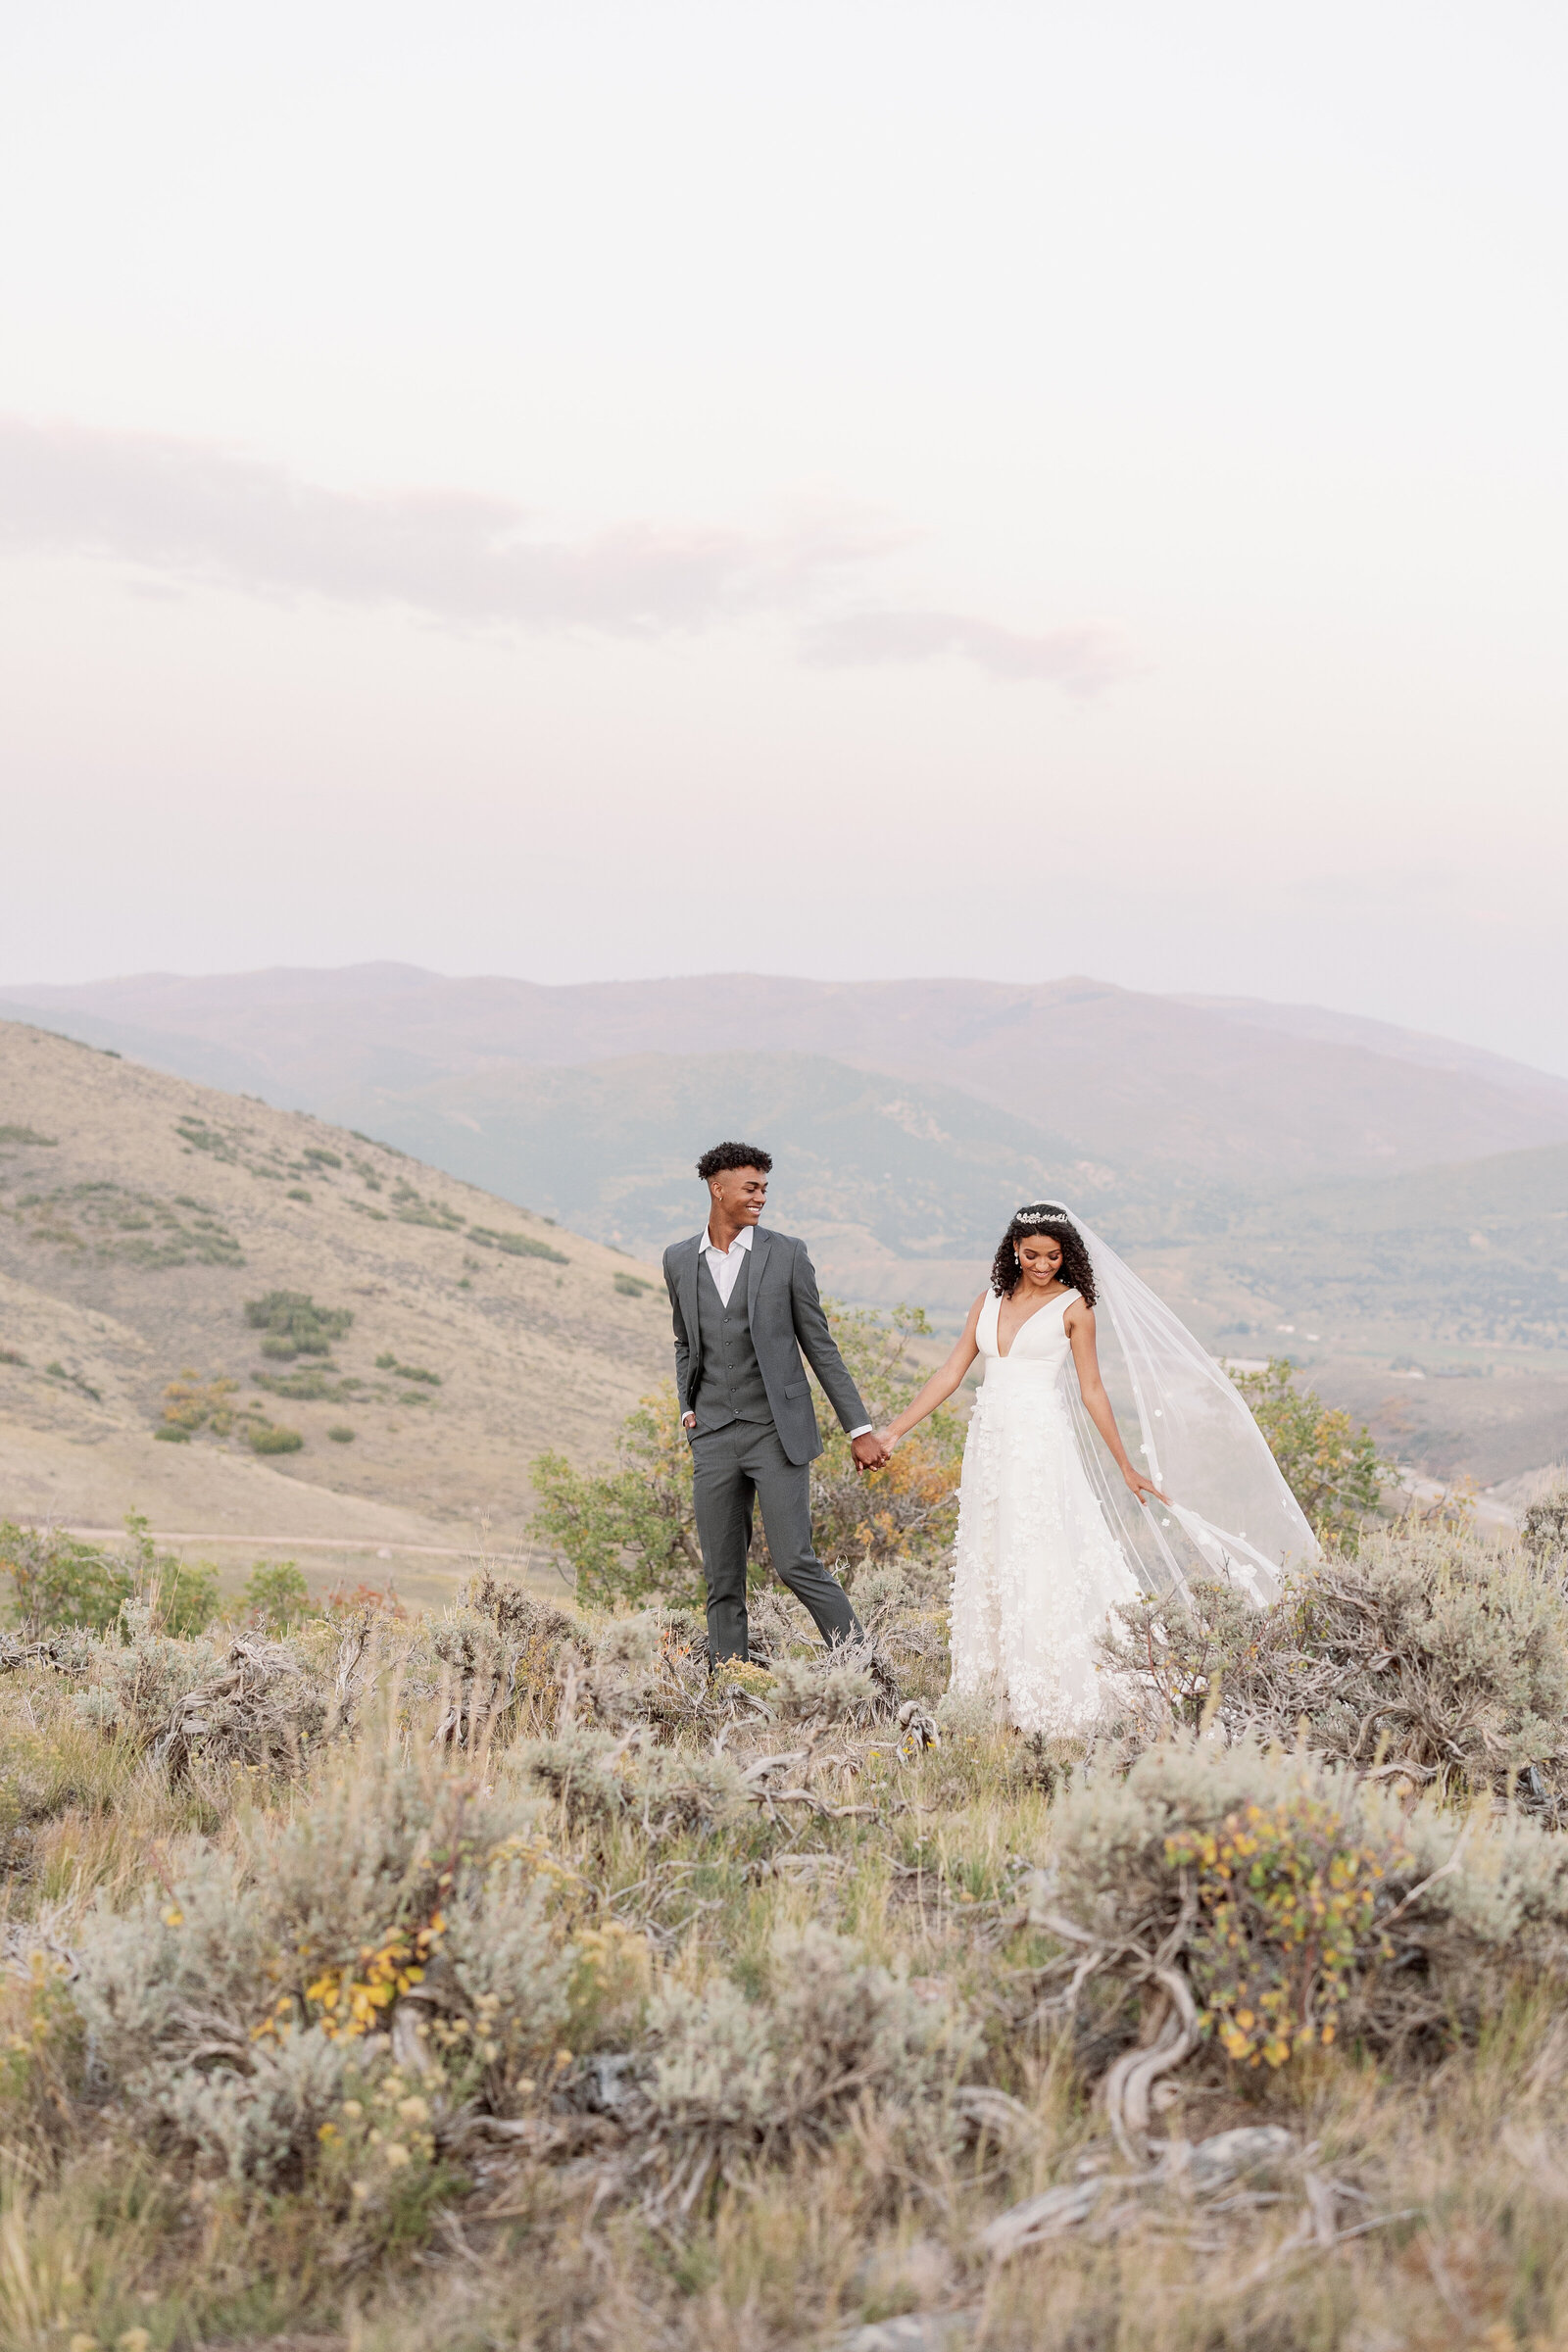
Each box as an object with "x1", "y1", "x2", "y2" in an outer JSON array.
[{"x1": 662, "y1": 1227, "x2": 870, "y2": 1468}]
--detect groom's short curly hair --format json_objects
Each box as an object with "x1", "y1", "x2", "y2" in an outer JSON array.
[{"x1": 696, "y1": 1140, "x2": 773, "y2": 1182}]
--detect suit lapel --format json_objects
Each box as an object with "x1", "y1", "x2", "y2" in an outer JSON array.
[{"x1": 745, "y1": 1228, "x2": 772, "y2": 1342}]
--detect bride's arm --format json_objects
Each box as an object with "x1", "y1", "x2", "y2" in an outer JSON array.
[
  {"x1": 877, "y1": 1294, "x2": 986, "y2": 1446},
  {"x1": 1065, "y1": 1301, "x2": 1170, "y2": 1502}
]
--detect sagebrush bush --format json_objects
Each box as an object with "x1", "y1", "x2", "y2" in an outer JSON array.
[
  {"x1": 1101, "y1": 1519, "x2": 1568, "y2": 1801},
  {"x1": 72, "y1": 1738, "x2": 577, "y2": 2185},
  {"x1": 18, "y1": 1525, "x2": 1568, "y2": 2347},
  {"x1": 1044, "y1": 1736, "x2": 1568, "y2": 2076},
  {"x1": 646, "y1": 1920, "x2": 974, "y2": 2156}
]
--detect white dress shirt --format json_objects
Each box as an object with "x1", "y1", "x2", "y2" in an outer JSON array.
[
  {"x1": 698, "y1": 1219, "x2": 754, "y2": 1307},
  {"x1": 694, "y1": 1224, "x2": 870, "y2": 1438}
]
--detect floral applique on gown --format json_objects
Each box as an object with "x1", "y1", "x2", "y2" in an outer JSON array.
[{"x1": 949, "y1": 1288, "x2": 1143, "y2": 1737}]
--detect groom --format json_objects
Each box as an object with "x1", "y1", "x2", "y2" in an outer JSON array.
[{"x1": 663, "y1": 1141, "x2": 891, "y2": 1663}]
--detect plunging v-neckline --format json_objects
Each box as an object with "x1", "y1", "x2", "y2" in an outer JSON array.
[{"x1": 995, "y1": 1287, "x2": 1073, "y2": 1359}]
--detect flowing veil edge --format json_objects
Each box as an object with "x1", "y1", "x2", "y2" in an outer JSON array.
[{"x1": 1048, "y1": 1204, "x2": 1321, "y2": 1608}]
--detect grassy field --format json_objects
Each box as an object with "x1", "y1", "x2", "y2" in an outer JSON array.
[{"x1": 4, "y1": 1500, "x2": 1568, "y2": 2350}]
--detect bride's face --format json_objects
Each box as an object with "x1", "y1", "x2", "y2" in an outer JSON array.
[{"x1": 1016, "y1": 1234, "x2": 1063, "y2": 1288}]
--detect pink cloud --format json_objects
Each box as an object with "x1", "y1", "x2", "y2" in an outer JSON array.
[
  {"x1": 0, "y1": 417, "x2": 1133, "y2": 693},
  {"x1": 800, "y1": 608, "x2": 1137, "y2": 695}
]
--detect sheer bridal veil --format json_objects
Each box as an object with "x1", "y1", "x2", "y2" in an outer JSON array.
[{"x1": 1038, "y1": 1202, "x2": 1320, "y2": 1605}]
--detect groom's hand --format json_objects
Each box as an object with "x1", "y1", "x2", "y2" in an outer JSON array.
[{"x1": 852, "y1": 1431, "x2": 891, "y2": 1472}]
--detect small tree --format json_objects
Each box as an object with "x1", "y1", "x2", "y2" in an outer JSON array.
[
  {"x1": 1231, "y1": 1358, "x2": 1384, "y2": 1546},
  {"x1": 237, "y1": 1559, "x2": 312, "y2": 1632},
  {"x1": 530, "y1": 1385, "x2": 704, "y2": 1610}
]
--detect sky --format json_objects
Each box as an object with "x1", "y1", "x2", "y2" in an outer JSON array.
[{"x1": 3, "y1": 2, "x2": 1567, "y2": 1070}]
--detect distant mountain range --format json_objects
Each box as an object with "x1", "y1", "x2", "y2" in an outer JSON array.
[
  {"x1": 3, "y1": 968, "x2": 1564, "y2": 1487},
  {"x1": 8, "y1": 966, "x2": 1568, "y2": 1212}
]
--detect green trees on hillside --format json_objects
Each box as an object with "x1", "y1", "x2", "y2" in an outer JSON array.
[{"x1": 1230, "y1": 1357, "x2": 1384, "y2": 1544}]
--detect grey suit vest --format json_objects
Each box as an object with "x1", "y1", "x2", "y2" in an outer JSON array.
[{"x1": 691, "y1": 1252, "x2": 774, "y2": 1433}]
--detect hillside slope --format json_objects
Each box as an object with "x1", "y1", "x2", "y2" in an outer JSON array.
[
  {"x1": 0, "y1": 1022, "x2": 670, "y2": 1557},
  {"x1": 9, "y1": 966, "x2": 1568, "y2": 1186}
]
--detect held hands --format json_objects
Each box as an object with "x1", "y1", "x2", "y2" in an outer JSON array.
[{"x1": 852, "y1": 1430, "x2": 893, "y2": 1473}]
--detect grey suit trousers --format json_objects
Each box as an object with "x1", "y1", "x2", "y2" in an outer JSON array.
[{"x1": 691, "y1": 1419, "x2": 861, "y2": 1662}]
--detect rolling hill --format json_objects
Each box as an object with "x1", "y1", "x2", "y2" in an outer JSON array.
[
  {"x1": 9, "y1": 967, "x2": 1568, "y2": 1190},
  {"x1": 0, "y1": 1021, "x2": 672, "y2": 1593}
]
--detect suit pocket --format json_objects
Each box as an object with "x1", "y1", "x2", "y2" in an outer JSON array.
[{"x1": 783, "y1": 1380, "x2": 808, "y2": 1399}]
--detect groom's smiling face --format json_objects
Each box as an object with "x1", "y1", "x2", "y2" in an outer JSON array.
[{"x1": 709, "y1": 1164, "x2": 768, "y2": 1229}]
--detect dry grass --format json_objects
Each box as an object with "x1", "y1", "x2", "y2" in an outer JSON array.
[{"x1": 3, "y1": 1528, "x2": 1568, "y2": 2349}]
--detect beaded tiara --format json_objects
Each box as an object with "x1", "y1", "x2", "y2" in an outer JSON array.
[{"x1": 1012, "y1": 1204, "x2": 1073, "y2": 1227}]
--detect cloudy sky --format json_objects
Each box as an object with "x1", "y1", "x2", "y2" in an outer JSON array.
[{"x1": 4, "y1": 3, "x2": 1566, "y2": 1069}]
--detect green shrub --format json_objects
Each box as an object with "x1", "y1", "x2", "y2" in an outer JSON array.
[
  {"x1": 531, "y1": 1386, "x2": 704, "y2": 1608},
  {"x1": 257, "y1": 1368, "x2": 325, "y2": 1398},
  {"x1": 0, "y1": 1521, "x2": 133, "y2": 1634},
  {"x1": 326, "y1": 1425, "x2": 356, "y2": 1444},
  {"x1": 303, "y1": 1147, "x2": 341, "y2": 1168},
  {"x1": 389, "y1": 1181, "x2": 464, "y2": 1230},
  {"x1": 244, "y1": 1291, "x2": 354, "y2": 1359},
  {"x1": 613, "y1": 1271, "x2": 654, "y2": 1298},
  {"x1": 239, "y1": 1560, "x2": 312, "y2": 1632},
  {"x1": 1231, "y1": 1356, "x2": 1383, "y2": 1543},
  {"x1": 287, "y1": 1187, "x2": 313, "y2": 1202},
  {"x1": 175, "y1": 1117, "x2": 237, "y2": 1160},
  {"x1": 469, "y1": 1224, "x2": 568, "y2": 1265},
  {"x1": 155, "y1": 1559, "x2": 222, "y2": 1636},
  {"x1": 374, "y1": 1354, "x2": 441, "y2": 1385},
  {"x1": 1, "y1": 1514, "x2": 220, "y2": 1638},
  {"x1": 250, "y1": 1424, "x2": 305, "y2": 1455}
]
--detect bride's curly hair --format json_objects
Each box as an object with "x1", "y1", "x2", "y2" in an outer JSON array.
[{"x1": 990, "y1": 1201, "x2": 1097, "y2": 1305}]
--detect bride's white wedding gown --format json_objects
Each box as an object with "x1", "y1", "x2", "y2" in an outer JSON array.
[{"x1": 949, "y1": 1287, "x2": 1142, "y2": 1738}]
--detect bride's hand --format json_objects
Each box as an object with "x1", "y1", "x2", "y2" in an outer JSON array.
[{"x1": 1124, "y1": 1465, "x2": 1170, "y2": 1505}]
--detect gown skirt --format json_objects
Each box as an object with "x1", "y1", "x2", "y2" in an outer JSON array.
[{"x1": 948, "y1": 1288, "x2": 1143, "y2": 1738}]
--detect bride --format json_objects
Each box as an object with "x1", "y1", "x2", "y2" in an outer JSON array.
[{"x1": 874, "y1": 1201, "x2": 1319, "y2": 1738}]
